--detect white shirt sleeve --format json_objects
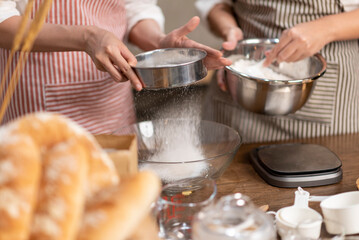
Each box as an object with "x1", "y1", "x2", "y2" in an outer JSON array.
[
  {"x1": 195, "y1": 0, "x2": 232, "y2": 21},
  {"x1": 124, "y1": 0, "x2": 164, "y2": 37},
  {"x1": 0, "y1": 0, "x2": 23, "y2": 23},
  {"x1": 340, "y1": 0, "x2": 359, "y2": 11}
]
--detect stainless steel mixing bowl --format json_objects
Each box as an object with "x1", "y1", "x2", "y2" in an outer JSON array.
[
  {"x1": 223, "y1": 38, "x2": 327, "y2": 115},
  {"x1": 134, "y1": 48, "x2": 208, "y2": 89}
]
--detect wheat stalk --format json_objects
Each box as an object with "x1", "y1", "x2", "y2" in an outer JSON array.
[{"x1": 0, "y1": 0, "x2": 53, "y2": 122}]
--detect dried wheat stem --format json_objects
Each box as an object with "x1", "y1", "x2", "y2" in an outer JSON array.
[
  {"x1": 0, "y1": 0, "x2": 35, "y2": 101},
  {"x1": 0, "y1": 0, "x2": 53, "y2": 123}
]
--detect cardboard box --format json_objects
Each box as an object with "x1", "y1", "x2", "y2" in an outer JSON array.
[{"x1": 95, "y1": 134, "x2": 138, "y2": 177}]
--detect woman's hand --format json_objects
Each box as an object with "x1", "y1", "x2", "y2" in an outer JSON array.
[
  {"x1": 216, "y1": 26, "x2": 243, "y2": 91},
  {"x1": 158, "y1": 16, "x2": 232, "y2": 70},
  {"x1": 85, "y1": 26, "x2": 143, "y2": 91},
  {"x1": 263, "y1": 20, "x2": 330, "y2": 66},
  {"x1": 221, "y1": 26, "x2": 243, "y2": 51}
]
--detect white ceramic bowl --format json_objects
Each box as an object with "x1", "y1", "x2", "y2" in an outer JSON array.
[
  {"x1": 320, "y1": 191, "x2": 359, "y2": 235},
  {"x1": 275, "y1": 206, "x2": 322, "y2": 239}
]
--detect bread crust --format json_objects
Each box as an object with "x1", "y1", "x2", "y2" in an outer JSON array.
[
  {"x1": 30, "y1": 142, "x2": 88, "y2": 240},
  {"x1": 13, "y1": 113, "x2": 119, "y2": 197},
  {"x1": 0, "y1": 113, "x2": 161, "y2": 240},
  {"x1": 0, "y1": 136, "x2": 41, "y2": 240},
  {"x1": 78, "y1": 171, "x2": 161, "y2": 240}
]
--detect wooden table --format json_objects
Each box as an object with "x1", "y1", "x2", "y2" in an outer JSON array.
[{"x1": 216, "y1": 133, "x2": 359, "y2": 213}]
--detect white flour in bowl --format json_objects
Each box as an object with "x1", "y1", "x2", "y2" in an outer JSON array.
[
  {"x1": 140, "y1": 132, "x2": 208, "y2": 183},
  {"x1": 230, "y1": 59, "x2": 293, "y2": 80}
]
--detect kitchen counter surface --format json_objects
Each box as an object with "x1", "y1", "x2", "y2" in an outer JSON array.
[{"x1": 216, "y1": 133, "x2": 359, "y2": 213}]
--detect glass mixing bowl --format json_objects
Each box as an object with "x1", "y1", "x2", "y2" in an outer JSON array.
[{"x1": 113, "y1": 119, "x2": 242, "y2": 184}]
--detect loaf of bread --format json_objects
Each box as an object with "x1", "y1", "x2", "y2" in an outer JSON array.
[{"x1": 0, "y1": 112, "x2": 161, "y2": 240}]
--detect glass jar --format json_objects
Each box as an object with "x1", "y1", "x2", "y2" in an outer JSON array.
[{"x1": 192, "y1": 193, "x2": 276, "y2": 240}]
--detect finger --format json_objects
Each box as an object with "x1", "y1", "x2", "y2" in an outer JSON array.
[
  {"x1": 263, "y1": 32, "x2": 292, "y2": 66},
  {"x1": 182, "y1": 38, "x2": 222, "y2": 57},
  {"x1": 109, "y1": 51, "x2": 143, "y2": 91},
  {"x1": 218, "y1": 78, "x2": 227, "y2": 92},
  {"x1": 94, "y1": 61, "x2": 106, "y2": 72},
  {"x1": 204, "y1": 57, "x2": 231, "y2": 70},
  {"x1": 223, "y1": 28, "x2": 242, "y2": 51},
  {"x1": 272, "y1": 31, "x2": 293, "y2": 57},
  {"x1": 287, "y1": 50, "x2": 305, "y2": 63},
  {"x1": 118, "y1": 60, "x2": 142, "y2": 91},
  {"x1": 173, "y1": 16, "x2": 200, "y2": 37},
  {"x1": 101, "y1": 58, "x2": 125, "y2": 83},
  {"x1": 226, "y1": 28, "x2": 239, "y2": 43},
  {"x1": 119, "y1": 44, "x2": 138, "y2": 66},
  {"x1": 262, "y1": 57, "x2": 272, "y2": 67},
  {"x1": 114, "y1": 71, "x2": 143, "y2": 91},
  {"x1": 220, "y1": 57, "x2": 232, "y2": 66},
  {"x1": 216, "y1": 69, "x2": 227, "y2": 92},
  {"x1": 222, "y1": 41, "x2": 237, "y2": 51},
  {"x1": 276, "y1": 41, "x2": 299, "y2": 63},
  {"x1": 114, "y1": 72, "x2": 127, "y2": 83},
  {"x1": 119, "y1": 72, "x2": 140, "y2": 90}
]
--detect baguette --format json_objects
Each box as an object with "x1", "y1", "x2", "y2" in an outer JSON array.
[{"x1": 0, "y1": 112, "x2": 161, "y2": 240}]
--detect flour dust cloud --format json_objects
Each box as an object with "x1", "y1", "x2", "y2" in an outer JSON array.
[{"x1": 139, "y1": 87, "x2": 208, "y2": 183}]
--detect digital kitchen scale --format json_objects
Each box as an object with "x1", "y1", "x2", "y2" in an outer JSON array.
[{"x1": 249, "y1": 143, "x2": 342, "y2": 188}]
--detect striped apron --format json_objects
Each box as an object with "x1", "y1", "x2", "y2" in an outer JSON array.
[
  {"x1": 204, "y1": 0, "x2": 359, "y2": 143},
  {"x1": 0, "y1": 0, "x2": 136, "y2": 134}
]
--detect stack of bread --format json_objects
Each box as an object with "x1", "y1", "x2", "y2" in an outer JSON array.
[{"x1": 0, "y1": 112, "x2": 161, "y2": 240}]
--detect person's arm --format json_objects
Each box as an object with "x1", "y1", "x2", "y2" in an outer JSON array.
[
  {"x1": 127, "y1": 19, "x2": 164, "y2": 51},
  {"x1": 205, "y1": 3, "x2": 244, "y2": 91},
  {"x1": 126, "y1": 0, "x2": 231, "y2": 70},
  {"x1": 264, "y1": 9, "x2": 359, "y2": 66},
  {"x1": 0, "y1": 16, "x2": 142, "y2": 90},
  {"x1": 128, "y1": 16, "x2": 231, "y2": 70},
  {"x1": 0, "y1": 16, "x2": 87, "y2": 51},
  {"x1": 207, "y1": 3, "x2": 243, "y2": 51}
]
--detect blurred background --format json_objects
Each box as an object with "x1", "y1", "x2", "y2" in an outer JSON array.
[
  {"x1": 132, "y1": 0, "x2": 224, "y2": 121},
  {"x1": 159, "y1": 0, "x2": 222, "y2": 48}
]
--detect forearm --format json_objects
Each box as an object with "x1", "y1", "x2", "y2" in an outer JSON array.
[
  {"x1": 128, "y1": 19, "x2": 165, "y2": 51},
  {"x1": 207, "y1": 3, "x2": 238, "y2": 40},
  {"x1": 322, "y1": 8, "x2": 359, "y2": 42},
  {"x1": 0, "y1": 16, "x2": 90, "y2": 52}
]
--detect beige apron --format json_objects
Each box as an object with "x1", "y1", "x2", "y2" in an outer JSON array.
[{"x1": 204, "y1": 0, "x2": 359, "y2": 142}]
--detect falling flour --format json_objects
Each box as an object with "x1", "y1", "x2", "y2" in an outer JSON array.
[{"x1": 139, "y1": 97, "x2": 208, "y2": 183}]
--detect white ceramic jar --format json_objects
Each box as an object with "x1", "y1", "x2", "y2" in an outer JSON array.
[{"x1": 275, "y1": 206, "x2": 323, "y2": 239}]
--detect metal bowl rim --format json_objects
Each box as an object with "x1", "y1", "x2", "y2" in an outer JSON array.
[
  {"x1": 236, "y1": 38, "x2": 279, "y2": 45},
  {"x1": 142, "y1": 81, "x2": 202, "y2": 90},
  {"x1": 133, "y1": 48, "x2": 207, "y2": 69}
]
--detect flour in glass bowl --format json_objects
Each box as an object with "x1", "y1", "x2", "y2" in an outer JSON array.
[
  {"x1": 139, "y1": 104, "x2": 208, "y2": 183},
  {"x1": 230, "y1": 59, "x2": 294, "y2": 80}
]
